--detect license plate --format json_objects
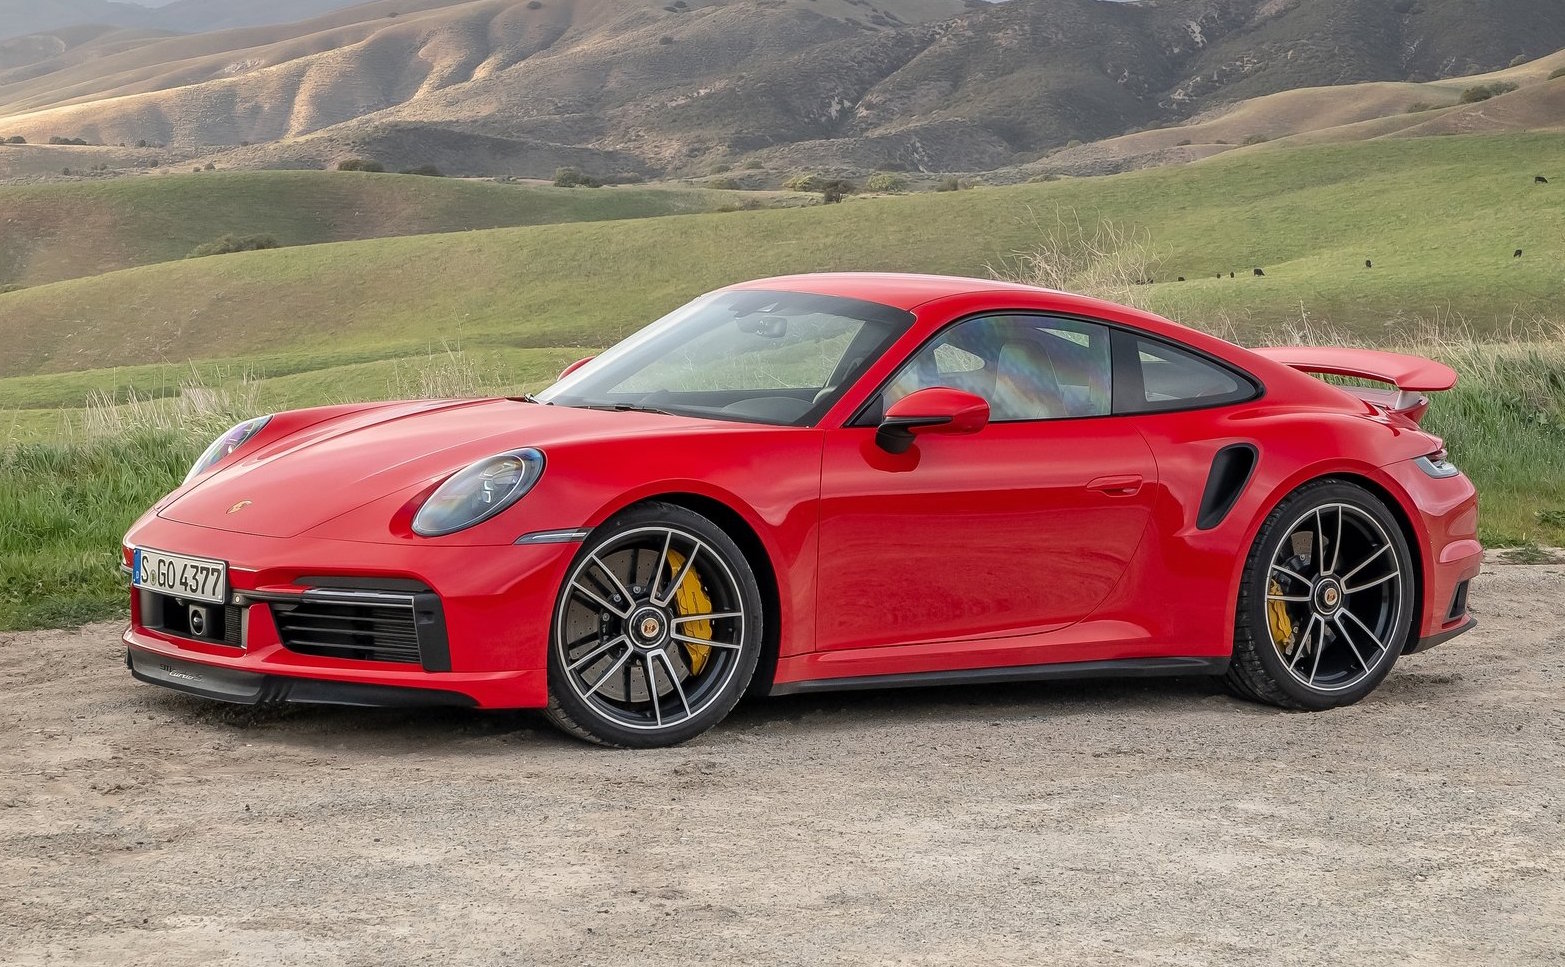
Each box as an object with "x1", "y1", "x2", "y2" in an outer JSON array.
[{"x1": 132, "y1": 548, "x2": 228, "y2": 605}]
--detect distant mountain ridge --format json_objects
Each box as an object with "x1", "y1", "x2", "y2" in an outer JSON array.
[
  {"x1": 2, "y1": 0, "x2": 1563, "y2": 177},
  {"x1": 0, "y1": 0, "x2": 364, "y2": 42}
]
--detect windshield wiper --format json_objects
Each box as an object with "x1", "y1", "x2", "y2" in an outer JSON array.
[
  {"x1": 572, "y1": 402, "x2": 677, "y2": 416},
  {"x1": 509, "y1": 393, "x2": 550, "y2": 404}
]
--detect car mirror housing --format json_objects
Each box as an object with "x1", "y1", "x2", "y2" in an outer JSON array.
[
  {"x1": 557, "y1": 356, "x2": 595, "y2": 381},
  {"x1": 875, "y1": 387, "x2": 990, "y2": 454}
]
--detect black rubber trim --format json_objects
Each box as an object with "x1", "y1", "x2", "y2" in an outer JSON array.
[
  {"x1": 1404, "y1": 616, "x2": 1475, "y2": 655},
  {"x1": 127, "y1": 647, "x2": 477, "y2": 708},
  {"x1": 768, "y1": 656, "x2": 1228, "y2": 696},
  {"x1": 1196, "y1": 443, "x2": 1259, "y2": 530},
  {"x1": 875, "y1": 414, "x2": 952, "y2": 454},
  {"x1": 411, "y1": 592, "x2": 452, "y2": 673}
]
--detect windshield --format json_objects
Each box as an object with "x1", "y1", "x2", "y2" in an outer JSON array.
[{"x1": 537, "y1": 290, "x2": 912, "y2": 426}]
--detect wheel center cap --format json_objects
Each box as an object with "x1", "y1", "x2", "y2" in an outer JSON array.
[
  {"x1": 628, "y1": 606, "x2": 668, "y2": 648},
  {"x1": 1314, "y1": 578, "x2": 1344, "y2": 615}
]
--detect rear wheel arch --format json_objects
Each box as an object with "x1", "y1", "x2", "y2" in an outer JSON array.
[
  {"x1": 619, "y1": 492, "x2": 783, "y2": 697},
  {"x1": 1323, "y1": 472, "x2": 1425, "y2": 649}
]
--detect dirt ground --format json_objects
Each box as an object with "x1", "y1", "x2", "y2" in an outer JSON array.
[{"x1": 1, "y1": 562, "x2": 1561, "y2": 967}]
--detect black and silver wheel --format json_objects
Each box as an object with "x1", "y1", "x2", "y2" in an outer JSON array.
[
  {"x1": 1226, "y1": 480, "x2": 1415, "y2": 710},
  {"x1": 544, "y1": 502, "x2": 763, "y2": 747}
]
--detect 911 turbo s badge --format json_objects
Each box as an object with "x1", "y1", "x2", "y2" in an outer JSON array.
[{"x1": 227, "y1": 500, "x2": 252, "y2": 515}]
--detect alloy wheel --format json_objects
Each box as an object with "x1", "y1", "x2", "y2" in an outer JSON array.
[
  {"x1": 1264, "y1": 502, "x2": 1407, "y2": 693},
  {"x1": 555, "y1": 525, "x2": 747, "y2": 731}
]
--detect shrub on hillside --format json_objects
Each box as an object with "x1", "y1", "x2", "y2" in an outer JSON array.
[
  {"x1": 48, "y1": 136, "x2": 88, "y2": 146},
  {"x1": 337, "y1": 158, "x2": 385, "y2": 172},
  {"x1": 1405, "y1": 101, "x2": 1434, "y2": 113},
  {"x1": 1550, "y1": 67, "x2": 1565, "y2": 80},
  {"x1": 399, "y1": 165, "x2": 444, "y2": 176},
  {"x1": 2, "y1": 136, "x2": 24, "y2": 144},
  {"x1": 187, "y1": 234, "x2": 281, "y2": 259},
  {"x1": 820, "y1": 180, "x2": 855, "y2": 203},
  {"x1": 865, "y1": 172, "x2": 907, "y2": 193},
  {"x1": 553, "y1": 166, "x2": 602, "y2": 187},
  {"x1": 1241, "y1": 133, "x2": 1271, "y2": 145},
  {"x1": 782, "y1": 172, "x2": 825, "y2": 192},
  {"x1": 0, "y1": 283, "x2": 24, "y2": 294},
  {"x1": 708, "y1": 177, "x2": 741, "y2": 190},
  {"x1": 1509, "y1": 54, "x2": 1529, "y2": 68},
  {"x1": 1458, "y1": 82, "x2": 1519, "y2": 103},
  {"x1": 935, "y1": 176, "x2": 965, "y2": 192}
]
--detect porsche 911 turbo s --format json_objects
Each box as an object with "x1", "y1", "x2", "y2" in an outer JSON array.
[{"x1": 122, "y1": 273, "x2": 1481, "y2": 746}]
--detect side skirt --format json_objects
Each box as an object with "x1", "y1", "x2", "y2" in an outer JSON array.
[{"x1": 769, "y1": 656, "x2": 1229, "y2": 697}]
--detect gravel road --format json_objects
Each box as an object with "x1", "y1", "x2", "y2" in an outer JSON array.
[{"x1": 2, "y1": 562, "x2": 1561, "y2": 966}]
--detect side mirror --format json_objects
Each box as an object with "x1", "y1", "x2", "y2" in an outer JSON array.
[
  {"x1": 875, "y1": 387, "x2": 989, "y2": 454},
  {"x1": 557, "y1": 356, "x2": 595, "y2": 381}
]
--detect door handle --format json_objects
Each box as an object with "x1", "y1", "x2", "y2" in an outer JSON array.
[{"x1": 1087, "y1": 474, "x2": 1143, "y2": 496}]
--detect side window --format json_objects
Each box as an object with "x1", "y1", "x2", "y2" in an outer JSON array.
[
  {"x1": 880, "y1": 315, "x2": 1113, "y2": 422},
  {"x1": 1120, "y1": 336, "x2": 1254, "y2": 412}
]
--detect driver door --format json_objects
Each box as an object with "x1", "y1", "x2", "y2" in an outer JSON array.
[{"x1": 813, "y1": 313, "x2": 1158, "y2": 654}]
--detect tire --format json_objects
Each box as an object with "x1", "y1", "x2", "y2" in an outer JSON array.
[
  {"x1": 544, "y1": 502, "x2": 764, "y2": 747},
  {"x1": 1225, "y1": 479, "x2": 1416, "y2": 710}
]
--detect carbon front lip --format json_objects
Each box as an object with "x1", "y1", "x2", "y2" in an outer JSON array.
[{"x1": 126, "y1": 647, "x2": 476, "y2": 708}]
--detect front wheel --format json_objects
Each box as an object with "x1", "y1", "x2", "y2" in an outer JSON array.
[
  {"x1": 1226, "y1": 480, "x2": 1416, "y2": 710},
  {"x1": 544, "y1": 502, "x2": 764, "y2": 747}
]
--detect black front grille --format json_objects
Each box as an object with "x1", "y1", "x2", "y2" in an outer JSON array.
[
  {"x1": 140, "y1": 590, "x2": 243, "y2": 648},
  {"x1": 271, "y1": 597, "x2": 422, "y2": 665}
]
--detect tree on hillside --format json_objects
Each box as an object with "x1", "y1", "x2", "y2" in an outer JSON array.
[{"x1": 187, "y1": 234, "x2": 282, "y2": 259}]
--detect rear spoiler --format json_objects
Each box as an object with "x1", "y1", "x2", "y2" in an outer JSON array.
[{"x1": 1252, "y1": 347, "x2": 1457, "y2": 424}]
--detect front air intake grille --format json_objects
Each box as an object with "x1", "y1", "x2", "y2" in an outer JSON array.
[
  {"x1": 271, "y1": 594, "x2": 422, "y2": 665},
  {"x1": 1448, "y1": 580, "x2": 1471, "y2": 621}
]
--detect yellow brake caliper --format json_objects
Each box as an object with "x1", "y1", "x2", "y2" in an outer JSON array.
[
  {"x1": 1267, "y1": 579, "x2": 1295, "y2": 654},
  {"x1": 665, "y1": 549, "x2": 712, "y2": 674}
]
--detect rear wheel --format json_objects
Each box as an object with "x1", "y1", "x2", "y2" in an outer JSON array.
[
  {"x1": 544, "y1": 502, "x2": 763, "y2": 747},
  {"x1": 1226, "y1": 480, "x2": 1416, "y2": 710}
]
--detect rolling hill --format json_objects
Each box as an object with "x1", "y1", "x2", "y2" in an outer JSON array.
[
  {"x1": 1, "y1": 132, "x2": 1559, "y2": 390},
  {"x1": 3, "y1": 0, "x2": 1564, "y2": 177},
  {"x1": 1023, "y1": 48, "x2": 1565, "y2": 177},
  {"x1": 0, "y1": 170, "x2": 801, "y2": 287}
]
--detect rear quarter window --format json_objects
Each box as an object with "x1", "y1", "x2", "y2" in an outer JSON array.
[{"x1": 1115, "y1": 334, "x2": 1258, "y2": 413}]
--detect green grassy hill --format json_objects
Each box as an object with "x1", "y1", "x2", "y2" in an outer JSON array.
[
  {"x1": 0, "y1": 170, "x2": 792, "y2": 287},
  {"x1": 1, "y1": 133, "x2": 1561, "y2": 387}
]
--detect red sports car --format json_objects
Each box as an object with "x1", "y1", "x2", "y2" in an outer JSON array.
[{"x1": 122, "y1": 273, "x2": 1481, "y2": 746}]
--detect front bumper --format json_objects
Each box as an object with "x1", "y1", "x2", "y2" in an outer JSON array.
[{"x1": 122, "y1": 515, "x2": 579, "y2": 709}]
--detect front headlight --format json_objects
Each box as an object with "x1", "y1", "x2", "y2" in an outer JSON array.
[
  {"x1": 184, "y1": 416, "x2": 272, "y2": 484},
  {"x1": 413, "y1": 449, "x2": 545, "y2": 537}
]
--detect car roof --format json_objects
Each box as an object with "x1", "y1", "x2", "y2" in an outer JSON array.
[{"x1": 723, "y1": 272, "x2": 1057, "y2": 312}]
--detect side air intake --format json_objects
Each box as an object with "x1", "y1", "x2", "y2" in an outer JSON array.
[{"x1": 1197, "y1": 444, "x2": 1258, "y2": 530}]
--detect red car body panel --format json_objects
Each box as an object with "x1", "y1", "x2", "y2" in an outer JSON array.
[{"x1": 122, "y1": 273, "x2": 1482, "y2": 708}]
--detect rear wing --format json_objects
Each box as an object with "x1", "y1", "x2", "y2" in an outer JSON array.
[{"x1": 1252, "y1": 346, "x2": 1457, "y2": 423}]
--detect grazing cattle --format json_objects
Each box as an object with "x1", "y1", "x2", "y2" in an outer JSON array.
[
  {"x1": 1253, "y1": 268, "x2": 1265, "y2": 276},
  {"x1": 1217, "y1": 273, "x2": 1222, "y2": 279},
  {"x1": 1229, "y1": 272, "x2": 1235, "y2": 278},
  {"x1": 1515, "y1": 249, "x2": 1524, "y2": 258},
  {"x1": 1177, "y1": 276, "x2": 1185, "y2": 282},
  {"x1": 1537, "y1": 176, "x2": 1549, "y2": 184},
  {"x1": 1365, "y1": 259, "x2": 1373, "y2": 268}
]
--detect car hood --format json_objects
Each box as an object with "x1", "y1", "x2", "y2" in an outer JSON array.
[{"x1": 158, "y1": 399, "x2": 702, "y2": 538}]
